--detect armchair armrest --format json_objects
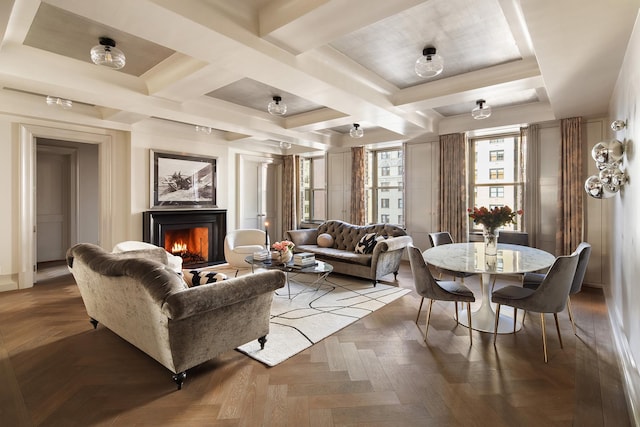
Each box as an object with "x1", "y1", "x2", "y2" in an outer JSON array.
[
  {"x1": 162, "y1": 270, "x2": 285, "y2": 321},
  {"x1": 285, "y1": 229, "x2": 318, "y2": 247}
]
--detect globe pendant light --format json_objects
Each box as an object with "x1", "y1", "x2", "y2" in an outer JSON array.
[
  {"x1": 349, "y1": 123, "x2": 364, "y2": 138},
  {"x1": 415, "y1": 47, "x2": 444, "y2": 78},
  {"x1": 90, "y1": 37, "x2": 126, "y2": 69},
  {"x1": 267, "y1": 96, "x2": 287, "y2": 115},
  {"x1": 471, "y1": 99, "x2": 492, "y2": 120}
]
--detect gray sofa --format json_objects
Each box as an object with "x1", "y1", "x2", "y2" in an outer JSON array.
[
  {"x1": 66, "y1": 243, "x2": 285, "y2": 389},
  {"x1": 285, "y1": 220, "x2": 412, "y2": 285}
]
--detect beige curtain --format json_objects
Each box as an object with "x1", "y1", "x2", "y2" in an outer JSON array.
[
  {"x1": 282, "y1": 155, "x2": 298, "y2": 232},
  {"x1": 350, "y1": 146, "x2": 366, "y2": 225},
  {"x1": 557, "y1": 117, "x2": 583, "y2": 255},
  {"x1": 438, "y1": 133, "x2": 467, "y2": 243},
  {"x1": 523, "y1": 125, "x2": 540, "y2": 248}
]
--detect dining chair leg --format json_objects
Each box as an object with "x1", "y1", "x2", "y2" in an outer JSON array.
[
  {"x1": 540, "y1": 313, "x2": 548, "y2": 363},
  {"x1": 522, "y1": 311, "x2": 526, "y2": 327},
  {"x1": 567, "y1": 296, "x2": 577, "y2": 335},
  {"x1": 454, "y1": 302, "x2": 459, "y2": 323},
  {"x1": 493, "y1": 304, "x2": 501, "y2": 346},
  {"x1": 415, "y1": 297, "x2": 424, "y2": 324},
  {"x1": 425, "y1": 299, "x2": 434, "y2": 342},
  {"x1": 554, "y1": 313, "x2": 563, "y2": 349},
  {"x1": 513, "y1": 308, "x2": 518, "y2": 333},
  {"x1": 466, "y1": 302, "x2": 473, "y2": 345}
]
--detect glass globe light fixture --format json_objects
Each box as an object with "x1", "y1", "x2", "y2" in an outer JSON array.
[
  {"x1": 611, "y1": 120, "x2": 626, "y2": 131},
  {"x1": 471, "y1": 99, "x2": 492, "y2": 120},
  {"x1": 90, "y1": 37, "x2": 126, "y2": 69},
  {"x1": 46, "y1": 96, "x2": 72, "y2": 109},
  {"x1": 591, "y1": 141, "x2": 610, "y2": 164},
  {"x1": 415, "y1": 47, "x2": 444, "y2": 78},
  {"x1": 267, "y1": 96, "x2": 287, "y2": 115},
  {"x1": 607, "y1": 139, "x2": 625, "y2": 164},
  {"x1": 599, "y1": 165, "x2": 627, "y2": 193},
  {"x1": 349, "y1": 123, "x2": 364, "y2": 138}
]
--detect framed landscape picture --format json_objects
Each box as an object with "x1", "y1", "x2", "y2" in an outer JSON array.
[{"x1": 151, "y1": 150, "x2": 217, "y2": 207}]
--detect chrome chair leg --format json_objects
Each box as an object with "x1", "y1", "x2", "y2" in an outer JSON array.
[
  {"x1": 513, "y1": 308, "x2": 518, "y2": 333},
  {"x1": 454, "y1": 301, "x2": 459, "y2": 323}
]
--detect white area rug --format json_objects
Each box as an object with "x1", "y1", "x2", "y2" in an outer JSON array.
[{"x1": 235, "y1": 272, "x2": 410, "y2": 367}]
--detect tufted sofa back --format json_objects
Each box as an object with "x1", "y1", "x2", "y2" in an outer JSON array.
[{"x1": 316, "y1": 220, "x2": 406, "y2": 252}]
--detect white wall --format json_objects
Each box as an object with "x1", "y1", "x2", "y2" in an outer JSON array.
[{"x1": 608, "y1": 11, "x2": 640, "y2": 421}]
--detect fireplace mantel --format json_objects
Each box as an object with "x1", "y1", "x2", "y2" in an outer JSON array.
[{"x1": 143, "y1": 209, "x2": 227, "y2": 268}]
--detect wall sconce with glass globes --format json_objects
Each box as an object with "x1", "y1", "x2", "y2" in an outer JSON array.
[{"x1": 584, "y1": 120, "x2": 628, "y2": 199}]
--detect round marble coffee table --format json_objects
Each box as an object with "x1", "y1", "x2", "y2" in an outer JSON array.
[{"x1": 422, "y1": 242, "x2": 555, "y2": 333}]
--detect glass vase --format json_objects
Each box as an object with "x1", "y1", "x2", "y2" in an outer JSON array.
[{"x1": 483, "y1": 228, "x2": 499, "y2": 256}]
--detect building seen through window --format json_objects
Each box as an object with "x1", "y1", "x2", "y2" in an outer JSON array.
[
  {"x1": 300, "y1": 156, "x2": 326, "y2": 222},
  {"x1": 366, "y1": 148, "x2": 403, "y2": 226},
  {"x1": 470, "y1": 135, "x2": 524, "y2": 231}
]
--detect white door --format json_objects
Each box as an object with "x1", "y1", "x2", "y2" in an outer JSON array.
[
  {"x1": 237, "y1": 155, "x2": 281, "y2": 241},
  {"x1": 36, "y1": 149, "x2": 71, "y2": 262}
]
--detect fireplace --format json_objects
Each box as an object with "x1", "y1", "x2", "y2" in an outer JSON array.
[{"x1": 143, "y1": 209, "x2": 227, "y2": 268}]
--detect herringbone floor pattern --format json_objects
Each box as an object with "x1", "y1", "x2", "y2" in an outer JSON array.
[{"x1": 0, "y1": 262, "x2": 631, "y2": 426}]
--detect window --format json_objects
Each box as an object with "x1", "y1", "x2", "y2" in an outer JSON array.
[
  {"x1": 366, "y1": 148, "x2": 404, "y2": 226},
  {"x1": 300, "y1": 156, "x2": 326, "y2": 222},
  {"x1": 489, "y1": 150, "x2": 504, "y2": 161},
  {"x1": 489, "y1": 186, "x2": 504, "y2": 198},
  {"x1": 470, "y1": 134, "x2": 524, "y2": 231},
  {"x1": 489, "y1": 168, "x2": 504, "y2": 179}
]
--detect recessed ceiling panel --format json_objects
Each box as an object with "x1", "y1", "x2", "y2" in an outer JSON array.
[
  {"x1": 24, "y1": 3, "x2": 175, "y2": 77},
  {"x1": 433, "y1": 89, "x2": 540, "y2": 117},
  {"x1": 330, "y1": 0, "x2": 522, "y2": 89},
  {"x1": 206, "y1": 78, "x2": 324, "y2": 116}
]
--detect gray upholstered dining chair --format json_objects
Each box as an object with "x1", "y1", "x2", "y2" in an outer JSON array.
[
  {"x1": 491, "y1": 251, "x2": 580, "y2": 363},
  {"x1": 425, "y1": 232, "x2": 476, "y2": 324},
  {"x1": 497, "y1": 230, "x2": 529, "y2": 246},
  {"x1": 407, "y1": 244, "x2": 476, "y2": 345},
  {"x1": 522, "y1": 242, "x2": 591, "y2": 335}
]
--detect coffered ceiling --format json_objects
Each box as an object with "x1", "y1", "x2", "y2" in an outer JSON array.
[{"x1": 0, "y1": 0, "x2": 638, "y2": 152}]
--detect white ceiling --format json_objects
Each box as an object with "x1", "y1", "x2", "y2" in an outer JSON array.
[{"x1": 0, "y1": 0, "x2": 638, "y2": 152}]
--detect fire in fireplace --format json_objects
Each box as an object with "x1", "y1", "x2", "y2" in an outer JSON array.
[
  {"x1": 164, "y1": 226, "x2": 209, "y2": 265},
  {"x1": 143, "y1": 209, "x2": 227, "y2": 268}
]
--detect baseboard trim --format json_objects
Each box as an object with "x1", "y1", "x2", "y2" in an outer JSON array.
[{"x1": 606, "y1": 294, "x2": 640, "y2": 426}]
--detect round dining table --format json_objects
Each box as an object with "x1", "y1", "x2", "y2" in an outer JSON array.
[{"x1": 422, "y1": 242, "x2": 555, "y2": 333}]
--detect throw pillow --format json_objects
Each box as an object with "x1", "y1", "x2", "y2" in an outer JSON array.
[
  {"x1": 183, "y1": 270, "x2": 228, "y2": 287},
  {"x1": 317, "y1": 233, "x2": 334, "y2": 248},
  {"x1": 355, "y1": 232, "x2": 377, "y2": 254}
]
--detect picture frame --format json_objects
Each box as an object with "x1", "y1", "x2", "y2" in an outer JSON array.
[{"x1": 151, "y1": 150, "x2": 217, "y2": 208}]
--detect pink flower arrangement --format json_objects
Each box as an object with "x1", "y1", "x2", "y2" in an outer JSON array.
[
  {"x1": 272, "y1": 240, "x2": 295, "y2": 252},
  {"x1": 468, "y1": 205, "x2": 523, "y2": 230}
]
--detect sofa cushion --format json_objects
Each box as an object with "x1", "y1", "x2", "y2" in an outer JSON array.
[
  {"x1": 296, "y1": 245, "x2": 372, "y2": 266},
  {"x1": 317, "y1": 233, "x2": 334, "y2": 248},
  {"x1": 183, "y1": 270, "x2": 228, "y2": 287},
  {"x1": 355, "y1": 233, "x2": 377, "y2": 254}
]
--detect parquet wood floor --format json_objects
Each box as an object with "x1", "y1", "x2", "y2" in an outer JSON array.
[{"x1": 0, "y1": 262, "x2": 632, "y2": 426}]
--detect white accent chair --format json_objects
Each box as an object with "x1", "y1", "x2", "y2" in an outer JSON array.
[
  {"x1": 223, "y1": 229, "x2": 267, "y2": 276},
  {"x1": 112, "y1": 241, "x2": 183, "y2": 274}
]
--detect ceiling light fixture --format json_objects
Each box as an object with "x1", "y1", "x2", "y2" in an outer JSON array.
[
  {"x1": 279, "y1": 141, "x2": 292, "y2": 149},
  {"x1": 267, "y1": 96, "x2": 287, "y2": 116},
  {"x1": 195, "y1": 125, "x2": 212, "y2": 134},
  {"x1": 46, "y1": 95, "x2": 72, "y2": 109},
  {"x1": 471, "y1": 99, "x2": 492, "y2": 120},
  {"x1": 90, "y1": 37, "x2": 126, "y2": 69},
  {"x1": 415, "y1": 46, "x2": 444, "y2": 78},
  {"x1": 349, "y1": 123, "x2": 364, "y2": 138}
]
